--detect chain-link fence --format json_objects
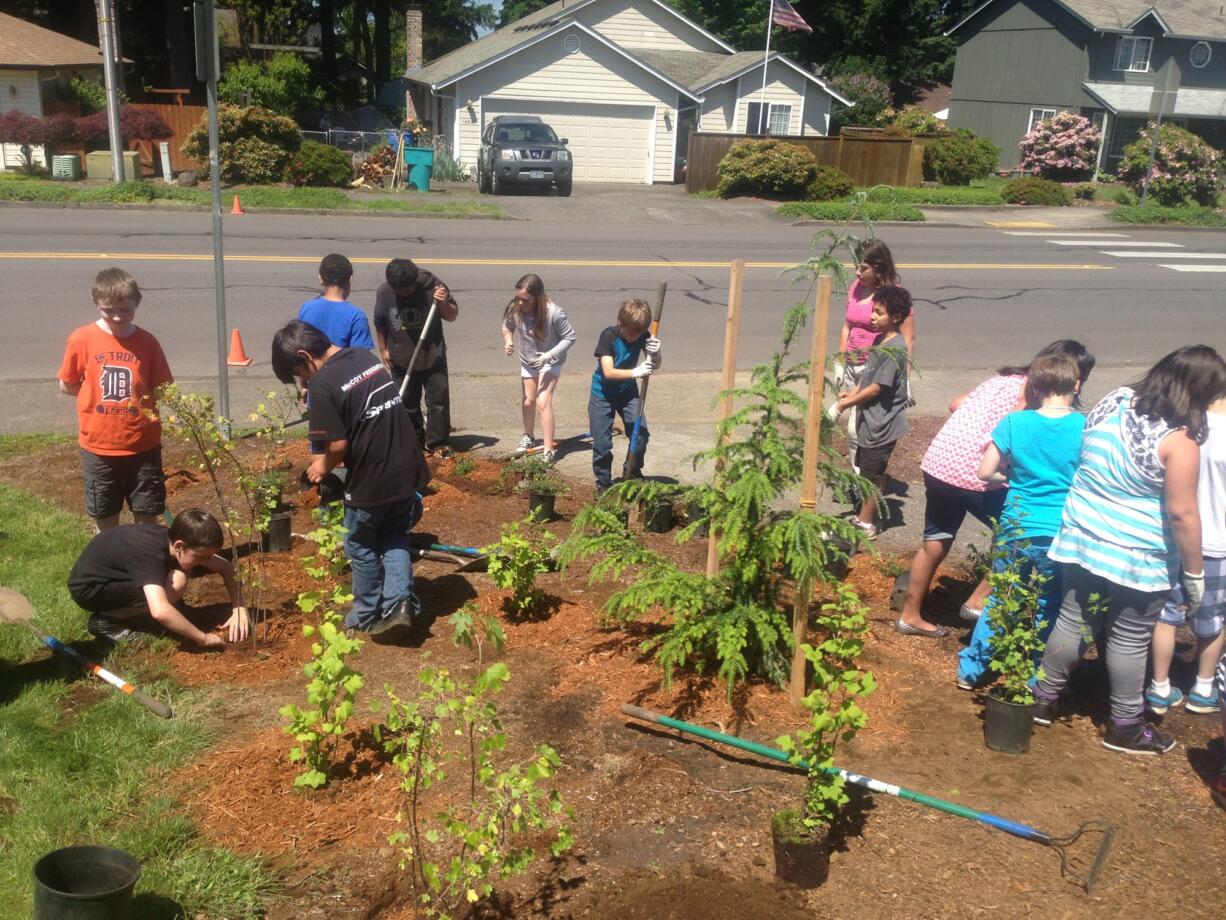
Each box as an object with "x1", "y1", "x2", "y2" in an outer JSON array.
[{"x1": 300, "y1": 129, "x2": 393, "y2": 152}]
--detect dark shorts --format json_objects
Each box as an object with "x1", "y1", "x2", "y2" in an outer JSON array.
[
  {"x1": 921, "y1": 472, "x2": 1007, "y2": 542},
  {"x1": 69, "y1": 579, "x2": 148, "y2": 615},
  {"x1": 81, "y1": 446, "x2": 166, "y2": 520},
  {"x1": 855, "y1": 442, "x2": 896, "y2": 482}
]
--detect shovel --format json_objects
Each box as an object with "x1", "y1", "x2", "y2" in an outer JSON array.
[
  {"x1": 411, "y1": 547, "x2": 488, "y2": 573},
  {"x1": 0, "y1": 587, "x2": 173, "y2": 719},
  {"x1": 622, "y1": 282, "x2": 667, "y2": 480}
]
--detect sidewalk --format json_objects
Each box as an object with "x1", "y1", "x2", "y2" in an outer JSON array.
[{"x1": 917, "y1": 205, "x2": 1119, "y2": 229}]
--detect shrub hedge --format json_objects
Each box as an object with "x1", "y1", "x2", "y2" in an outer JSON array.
[
  {"x1": 923, "y1": 129, "x2": 999, "y2": 185},
  {"x1": 1001, "y1": 176, "x2": 1072, "y2": 205},
  {"x1": 285, "y1": 140, "x2": 353, "y2": 187},
  {"x1": 806, "y1": 165, "x2": 855, "y2": 201},
  {"x1": 716, "y1": 139, "x2": 818, "y2": 199}
]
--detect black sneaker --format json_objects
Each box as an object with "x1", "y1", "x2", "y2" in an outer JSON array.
[
  {"x1": 1101, "y1": 721, "x2": 1176, "y2": 756},
  {"x1": 1033, "y1": 696, "x2": 1058, "y2": 726},
  {"x1": 86, "y1": 613, "x2": 141, "y2": 642},
  {"x1": 369, "y1": 596, "x2": 422, "y2": 645}
]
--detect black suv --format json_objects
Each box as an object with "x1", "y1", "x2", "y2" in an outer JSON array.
[{"x1": 477, "y1": 115, "x2": 573, "y2": 196}]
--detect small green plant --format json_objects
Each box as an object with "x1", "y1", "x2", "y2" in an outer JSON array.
[
  {"x1": 453, "y1": 456, "x2": 477, "y2": 477},
  {"x1": 499, "y1": 453, "x2": 569, "y2": 497},
  {"x1": 983, "y1": 534, "x2": 1048, "y2": 705},
  {"x1": 1072, "y1": 182, "x2": 1097, "y2": 200},
  {"x1": 484, "y1": 518, "x2": 554, "y2": 615},
  {"x1": 1001, "y1": 176, "x2": 1072, "y2": 206},
  {"x1": 450, "y1": 601, "x2": 506, "y2": 665},
  {"x1": 375, "y1": 665, "x2": 572, "y2": 919},
  {"x1": 430, "y1": 143, "x2": 470, "y2": 181},
  {"x1": 280, "y1": 610, "x2": 364, "y2": 789},
  {"x1": 297, "y1": 503, "x2": 353, "y2": 614},
  {"x1": 776, "y1": 583, "x2": 876, "y2": 832},
  {"x1": 1111, "y1": 186, "x2": 1137, "y2": 206},
  {"x1": 806, "y1": 165, "x2": 855, "y2": 202}
]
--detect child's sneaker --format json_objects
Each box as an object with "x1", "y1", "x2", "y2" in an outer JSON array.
[
  {"x1": 1032, "y1": 696, "x2": 1058, "y2": 726},
  {"x1": 86, "y1": 613, "x2": 141, "y2": 643},
  {"x1": 956, "y1": 675, "x2": 975, "y2": 692},
  {"x1": 853, "y1": 519, "x2": 878, "y2": 540},
  {"x1": 959, "y1": 604, "x2": 982, "y2": 623},
  {"x1": 1144, "y1": 686, "x2": 1184, "y2": 714},
  {"x1": 1101, "y1": 721, "x2": 1176, "y2": 755},
  {"x1": 516, "y1": 434, "x2": 536, "y2": 453},
  {"x1": 542, "y1": 449, "x2": 557, "y2": 464},
  {"x1": 1185, "y1": 689, "x2": 1220, "y2": 714}
]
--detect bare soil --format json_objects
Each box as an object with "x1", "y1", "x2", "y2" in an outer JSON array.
[{"x1": 2, "y1": 429, "x2": 1223, "y2": 919}]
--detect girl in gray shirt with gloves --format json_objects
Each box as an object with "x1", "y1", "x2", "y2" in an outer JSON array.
[{"x1": 502, "y1": 273, "x2": 577, "y2": 462}]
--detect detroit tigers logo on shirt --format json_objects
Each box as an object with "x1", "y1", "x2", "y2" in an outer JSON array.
[{"x1": 98, "y1": 364, "x2": 133, "y2": 402}]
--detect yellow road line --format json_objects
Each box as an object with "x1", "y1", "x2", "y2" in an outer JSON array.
[{"x1": 0, "y1": 252, "x2": 1114, "y2": 270}]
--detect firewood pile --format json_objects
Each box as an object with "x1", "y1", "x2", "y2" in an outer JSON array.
[{"x1": 351, "y1": 145, "x2": 397, "y2": 187}]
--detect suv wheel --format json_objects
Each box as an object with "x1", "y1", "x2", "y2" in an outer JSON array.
[
  {"x1": 556, "y1": 179, "x2": 572, "y2": 197},
  {"x1": 491, "y1": 168, "x2": 505, "y2": 195},
  {"x1": 478, "y1": 162, "x2": 491, "y2": 194}
]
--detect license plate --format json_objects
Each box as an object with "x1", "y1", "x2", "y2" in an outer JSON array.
[{"x1": 529, "y1": 170, "x2": 544, "y2": 179}]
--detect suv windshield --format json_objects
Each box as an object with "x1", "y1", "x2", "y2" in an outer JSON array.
[{"x1": 495, "y1": 123, "x2": 560, "y2": 145}]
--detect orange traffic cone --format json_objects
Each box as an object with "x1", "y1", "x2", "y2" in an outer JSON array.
[
  {"x1": 226, "y1": 328, "x2": 253, "y2": 367},
  {"x1": 230, "y1": 194, "x2": 245, "y2": 215}
]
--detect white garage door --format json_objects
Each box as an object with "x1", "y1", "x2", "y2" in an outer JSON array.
[{"x1": 483, "y1": 99, "x2": 654, "y2": 184}]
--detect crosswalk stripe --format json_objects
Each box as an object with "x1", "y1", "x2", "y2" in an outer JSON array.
[
  {"x1": 1101, "y1": 251, "x2": 1226, "y2": 259},
  {"x1": 1002, "y1": 231, "x2": 1129, "y2": 237},
  {"x1": 1158, "y1": 264, "x2": 1226, "y2": 272},
  {"x1": 1050, "y1": 240, "x2": 1182, "y2": 247}
]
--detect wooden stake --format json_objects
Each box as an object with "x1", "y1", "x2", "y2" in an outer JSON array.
[
  {"x1": 706, "y1": 259, "x2": 744, "y2": 580},
  {"x1": 790, "y1": 273, "x2": 833, "y2": 711}
]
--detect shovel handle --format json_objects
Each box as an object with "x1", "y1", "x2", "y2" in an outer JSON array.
[{"x1": 29, "y1": 624, "x2": 174, "y2": 719}]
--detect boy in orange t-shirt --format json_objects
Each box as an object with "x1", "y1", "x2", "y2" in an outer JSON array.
[{"x1": 58, "y1": 268, "x2": 173, "y2": 531}]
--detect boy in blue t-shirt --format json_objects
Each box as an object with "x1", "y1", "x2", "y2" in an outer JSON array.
[
  {"x1": 588, "y1": 299, "x2": 661, "y2": 491},
  {"x1": 297, "y1": 253, "x2": 374, "y2": 350},
  {"x1": 957, "y1": 350, "x2": 1090, "y2": 689}
]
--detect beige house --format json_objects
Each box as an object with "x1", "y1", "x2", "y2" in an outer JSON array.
[
  {"x1": 406, "y1": 0, "x2": 849, "y2": 184},
  {"x1": 0, "y1": 12, "x2": 105, "y2": 170}
]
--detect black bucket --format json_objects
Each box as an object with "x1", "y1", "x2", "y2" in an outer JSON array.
[
  {"x1": 299, "y1": 467, "x2": 347, "y2": 505},
  {"x1": 771, "y1": 811, "x2": 830, "y2": 888},
  {"x1": 685, "y1": 501, "x2": 709, "y2": 537},
  {"x1": 260, "y1": 510, "x2": 293, "y2": 553},
  {"x1": 984, "y1": 690, "x2": 1037, "y2": 754},
  {"x1": 643, "y1": 499, "x2": 674, "y2": 534},
  {"x1": 33, "y1": 845, "x2": 141, "y2": 920},
  {"x1": 528, "y1": 493, "x2": 556, "y2": 521}
]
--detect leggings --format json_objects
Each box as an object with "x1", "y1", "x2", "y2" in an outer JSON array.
[{"x1": 1035, "y1": 563, "x2": 1167, "y2": 723}]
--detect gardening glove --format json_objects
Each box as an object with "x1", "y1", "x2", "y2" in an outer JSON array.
[
  {"x1": 644, "y1": 336, "x2": 661, "y2": 354},
  {"x1": 831, "y1": 359, "x2": 847, "y2": 389},
  {"x1": 904, "y1": 377, "x2": 917, "y2": 409},
  {"x1": 632, "y1": 363, "x2": 654, "y2": 379},
  {"x1": 826, "y1": 402, "x2": 841, "y2": 423},
  {"x1": 1180, "y1": 570, "x2": 1205, "y2": 611}
]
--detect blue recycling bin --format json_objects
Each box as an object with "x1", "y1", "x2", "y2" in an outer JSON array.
[{"x1": 403, "y1": 146, "x2": 435, "y2": 192}]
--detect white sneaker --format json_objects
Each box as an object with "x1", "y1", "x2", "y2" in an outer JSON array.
[
  {"x1": 517, "y1": 434, "x2": 535, "y2": 453},
  {"x1": 542, "y1": 449, "x2": 557, "y2": 464}
]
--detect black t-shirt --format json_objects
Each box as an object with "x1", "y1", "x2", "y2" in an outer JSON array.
[
  {"x1": 307, "y1": 348, "x2": 431, "y2": 506},
  {"x1": 67, "y1": 523, "x2": 177, "y2": 596},
  {"x1": 372, "y1": 270, "x2": 453, "y2": 370}
]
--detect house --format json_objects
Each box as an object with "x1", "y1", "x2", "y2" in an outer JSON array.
[
  {"x1": 947, "y1": 0, "x2": 1226, "y2": 170},
  {"x1": 0, "y1": 11, "x2": 105, "y2": 170},
  {"x1": 398, "y1": 0, "x2": 850, "y2": 184}
]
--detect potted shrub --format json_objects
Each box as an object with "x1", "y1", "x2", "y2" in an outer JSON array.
[
  {"x1": 774, "y1": 584, "x2": 876, "y2": 887},
  {"x1": 509, "y1": 456, "x2": 568, "y2": 520},
  {"x1": 256, "y1": 471, "x2": 292, "y2": 553},
  {"x1": 982, "y1": 543, "x2": 1049, "y2": 754}
]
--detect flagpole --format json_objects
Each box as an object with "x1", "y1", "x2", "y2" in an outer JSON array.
[{"x1": 758, "y1": 0, "x2": 772, "y2": 133}]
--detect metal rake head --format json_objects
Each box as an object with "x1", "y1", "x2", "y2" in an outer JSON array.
[{"x1": 1046, "y1": 820, "x2": 1116, "y2": 894}]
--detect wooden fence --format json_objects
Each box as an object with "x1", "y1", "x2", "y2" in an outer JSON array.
[
  {"x1": 126, "y1": 103, "x2": 207, "y2": 175},
  {"x1": 684, "y1": 132, "x2": 926, "y2": 193}
]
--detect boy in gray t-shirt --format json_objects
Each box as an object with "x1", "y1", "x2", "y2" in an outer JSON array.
[{"x1": 830, "y1": 286, "x2": 912, "y2": 538}]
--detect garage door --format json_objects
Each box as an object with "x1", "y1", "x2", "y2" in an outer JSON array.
[{"x1": 483, "y1": 99, "x2": 654, "y2": 184}]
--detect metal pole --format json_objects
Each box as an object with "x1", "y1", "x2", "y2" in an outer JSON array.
[
  {"x1": 200, "y1": 0, "x2": 231, "y2": 426},
  {"x1": 95, "y1": 0, "x2": 125, "y2": 183},
  {"x1": 757, "y1": 4, "x2": 773, "y2": 134}
]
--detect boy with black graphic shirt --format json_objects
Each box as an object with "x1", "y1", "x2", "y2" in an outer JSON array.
[{"x1": 271, "y1": 320, "x2": 432, "y2": 644}]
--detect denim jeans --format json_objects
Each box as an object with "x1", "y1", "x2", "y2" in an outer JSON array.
[
  {"x1": 588, "y1": 389, "x2": 648, "y2": 491},
  {"x1": 957, "y1": 538, "x2": 1060, "y2": 685},
  {"x1": 342, "y1": 493, "x2": 422, "y2": 631}
]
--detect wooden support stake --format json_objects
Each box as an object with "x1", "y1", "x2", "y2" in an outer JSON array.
[
  {"x1": 705, "y1": 259, "x2": 744, "y2": 580},
  {"x1": 790, "y1": 273, "x2": 833, "y2": 712}
]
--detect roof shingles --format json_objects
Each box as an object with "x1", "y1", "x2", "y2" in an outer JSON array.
[{"x1": 0, "y1": 12, "x2": 104, "y2": 68}]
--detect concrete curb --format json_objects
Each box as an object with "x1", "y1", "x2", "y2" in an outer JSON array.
[{"x1": 0, "y1": 198, "x2": 507, "y2": 220}]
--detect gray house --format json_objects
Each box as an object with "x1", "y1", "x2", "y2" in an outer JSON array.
[{"x1": 947, "y1": 0, "x2": 1226, "y2": 170}]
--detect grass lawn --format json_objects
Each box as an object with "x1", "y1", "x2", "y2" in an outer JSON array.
[
  {"x1": 0, "y1": 452, "x2": 270, "y2": 916},
  {"x1": 0, "y1": 174, "x2": 503, "y2": 218},
  {"x1": 777, "y1": 200, "x2": 925, "y2": 221},
  {"x1": 1109, "y1": 204, "x2": 1226, "y2": 226}
]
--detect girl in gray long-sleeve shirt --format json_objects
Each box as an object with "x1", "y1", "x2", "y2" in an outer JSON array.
[{"x1": 502, "y1": 273, "x2": 576, "y2": 461}]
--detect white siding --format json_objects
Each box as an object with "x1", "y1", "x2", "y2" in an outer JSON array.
[
  {"x1": 698, "y1": 82, "x2": 737, "y2": 132},
  {"x1": 733, "y1": 63, "x2": 807, "y2": 135},
  {"x1": 0, "y1": 68, "x2": 45, "y2": 170},
  {"x1": 801, "y1": 81, "x2": 831, "y2": 136},
  {"x1": 580, "y1": 0, "x2": 726, "y2": 53},
  {"x1": 453, "y1": 26, "x2": 679, "y2": 183}
]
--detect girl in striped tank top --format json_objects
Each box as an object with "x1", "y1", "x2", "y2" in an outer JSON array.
[{"x1": 1034, "y1": 346, "x2": 1226, "y2": 756}]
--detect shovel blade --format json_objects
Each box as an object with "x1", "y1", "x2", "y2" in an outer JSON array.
[{"x1": 0, "y1": 587, "x2": 35, "y2": 624}]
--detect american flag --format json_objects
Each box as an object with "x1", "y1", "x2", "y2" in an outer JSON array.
[{"x1": 771, "y1": 0, "x2": 813, "y2": 32}]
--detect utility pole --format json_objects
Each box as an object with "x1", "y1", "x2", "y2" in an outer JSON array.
[
  {"x1": 95, "y1": 0, "x2": 125, "y2": 182},
  {"x1": 194, "y1": 0, "x2": 231, "y2": 427}
]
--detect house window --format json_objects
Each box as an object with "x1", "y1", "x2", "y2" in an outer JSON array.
[
  {"x1": 1028, "y1": 108, "x2": 1057, "y2": 132},
  {"x1": 1190, "y1": 41, "x2": 1211, "y2": 68},
  {"x1": 1114, "y1": 36, "x2": 1152, "y2": 72},
  {"x1": 1108, "y1": 116, "x2": 1147, "y2": 160},
  {"x1": 746, "y1": 102, "x2": 793, "y2": 135}
]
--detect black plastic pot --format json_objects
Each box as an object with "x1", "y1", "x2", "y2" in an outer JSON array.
[
  {"x1": 528, "y1": 493, "x2": 556, "y2": 521},
  {"x1": 260, "y1": 510, "x2": 293, "y2": 553},
  {"x1": 771, "y1": 811, "x2": 830, "y2": 888},
  {"x1": 685, "y1": 501, "x2": 709, "y2": 537},
  {"x1": 984, "y1": 689, "x2": 1037, "y2": 754},
  {"x1": 643, "y1": 499, "x2": 674, "y2": 534},
  {"x1": 33, "y1": 845, "x2": 141, "y2": 919}
]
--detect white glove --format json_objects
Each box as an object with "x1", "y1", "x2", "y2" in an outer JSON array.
[
  {"x1": 1180, "y1": 570, "x2": 1205, "y2": 610},
  {"x1": 904, "y1": 377, "x2": 916, "y2": 409},
  {"x1": 831, "y1": 360, "x2": 847, "y2": 389},
  {"x1": 644, "y1": 336, "x2": 661, "y2": 354},
  {"x1": 826, "y1": 403, "x2": 841, "y2": 422},
  {"x1": 632, "y1": 363, "x2": 653, "y2": 379}
]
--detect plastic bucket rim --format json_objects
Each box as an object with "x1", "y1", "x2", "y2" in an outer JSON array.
[{"x1": 33, "y1": 844, "x2": 142, "y2": 900}]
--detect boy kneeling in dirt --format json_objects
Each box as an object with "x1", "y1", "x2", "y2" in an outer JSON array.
[{"x1": 67, "y1": 508, "x2": 250, "y2": 648}]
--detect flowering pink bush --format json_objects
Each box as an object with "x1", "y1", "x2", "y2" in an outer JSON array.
[
  {"x1": 1118, "y1": 122, "x2": 1223, "y2": 207},
  {"x1": 1018, "y1": 112, "x2": 1100, "y2": 181}
]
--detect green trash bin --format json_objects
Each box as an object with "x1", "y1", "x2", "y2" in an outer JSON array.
[{"x1": 403, "y1": 146, "x2": 435, "y2": 192}]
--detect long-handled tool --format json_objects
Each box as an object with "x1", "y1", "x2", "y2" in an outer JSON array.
[
  {"x1": 0, "y1": 588, "x2": 173, "y2": 719},
  {"x1": 411, "y1": 548, "x2": 488, "y2": 573},
  {"x1": 621, "y1": 704, "x2": 1115, "y2": 893},
  {"x1": 519, "y1": 431, "x2": 592, "y2": 457},
  {"x1": 622, "y1": 283, "x2": 666, "y2": 480},
  {"x1": 398, "y1": 300, "x2": 439, "y2": 400}
]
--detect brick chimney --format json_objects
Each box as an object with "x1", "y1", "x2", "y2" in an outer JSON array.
[{"x1": 405, "y1": 5, "x2": 423, "y2": 121}]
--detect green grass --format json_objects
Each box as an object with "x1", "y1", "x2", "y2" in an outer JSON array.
[
  {"x1": 1109, "y1": 205, "x2": 1226, "y2": 226},
  {"x1": 0, "y1": 479, "x2": 270, "y2": 917},
  {"x1": 860, "y1": 185, "x2": 1004, "y2": 206},
  {"x1": 777, "y1": 200, "x2": 925, "y2": 221},
  {"x1": 0, "y1": 177, "x2": 503, "y2": 217},
  {"x1": 0, "y1": 433, "x2": 73, "y2": 462}
]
